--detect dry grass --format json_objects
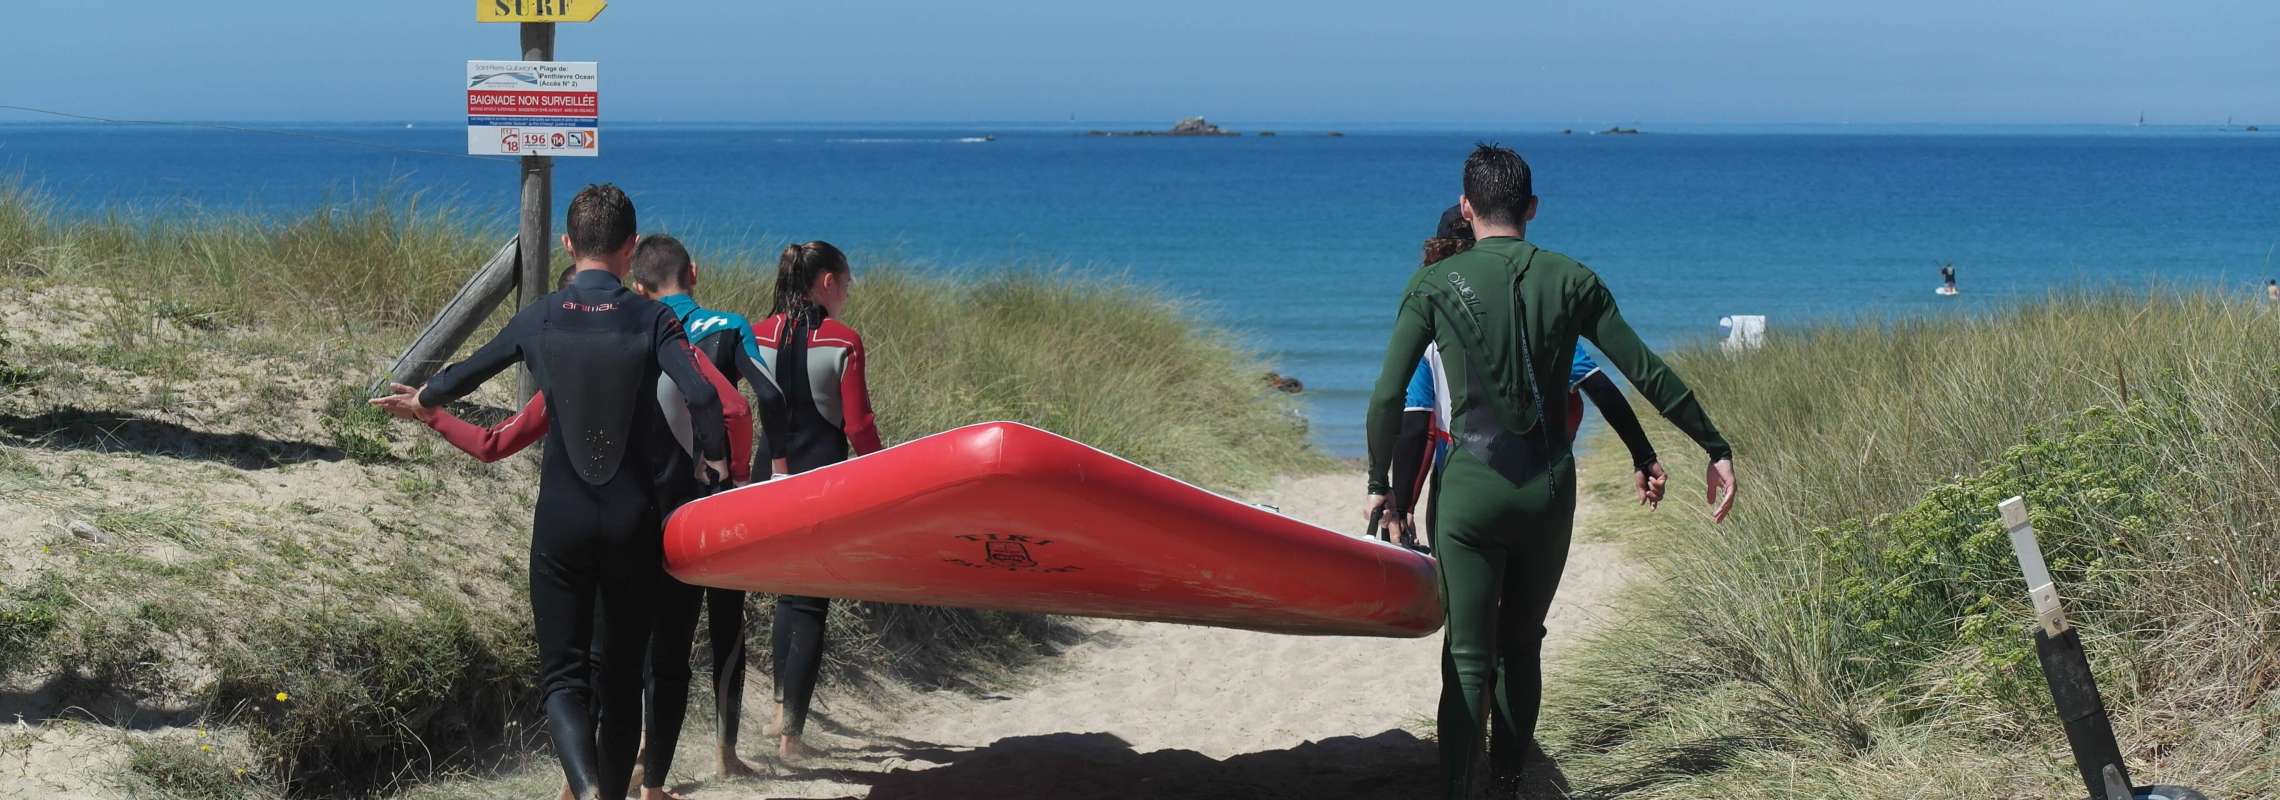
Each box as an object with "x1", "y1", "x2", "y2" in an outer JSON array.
[
  {"x1": 1543, "y1": 294, "x2": 2280, "y2": 798},
  {"x1": 0, "y1": 182, "x2": 1325, "y2": 797}
]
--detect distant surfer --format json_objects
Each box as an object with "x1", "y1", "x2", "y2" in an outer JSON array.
[
  {"x1": 1365, "y1": 145, "x2": 1736, "y2": 798},
  {"x1": 752, "y1": 240, "x2": 882, "y2": 762},
  {"x1": 373, "y1": 257, "x2": 750, "y2": 799},
  {"x1": 1940, "y1": 262, "x2": 1959, "y2": 296},
  {"x1": 1384, "y1": 206, "x2": 1668, "y2": 550},
  {"x1": 386, "y1": 184, "x2": 730, "y2": 800},
  {"x1": 2265, "y1": 279, "x2": 2277, "y2": 305}
]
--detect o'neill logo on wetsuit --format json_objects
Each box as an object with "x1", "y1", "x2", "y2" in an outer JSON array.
[
  {"x1": 1447, "y1": 271, "x2": 1485, "y2": 321},
  {"x1": 945, "y1": 533, "x2": 1080, "y2": 573},
  {"x1": 560, "y1": 301, "x2": 619, "y2": 312}
]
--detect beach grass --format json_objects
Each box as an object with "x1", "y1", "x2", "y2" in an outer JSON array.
[
  {"x1": 0, "y1": 181, "x2": 1326, "y2": 796},
  {"x1": 1545, "y1": 294, "x2": 2280, "y2": 798}
]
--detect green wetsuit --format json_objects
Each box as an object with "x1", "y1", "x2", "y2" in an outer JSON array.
[{"x1": 1365, "y1": 236, "x2": 1730, "y2": 797}]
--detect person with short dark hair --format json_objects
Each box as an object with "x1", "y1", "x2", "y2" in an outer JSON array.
[
  {"x1": 1365, "y1": 144, "x2": 1737, "y2": 798},
  {"x1": 399, "y1": 184, "x2": 728, "y2": 800},
  {"x1": 627, "y1": 233, "x2": 790, "y2": 779}
]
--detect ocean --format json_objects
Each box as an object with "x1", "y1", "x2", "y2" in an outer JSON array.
[{"x1": 4, "y1": 121, "x2": 2277, "y2": 456}]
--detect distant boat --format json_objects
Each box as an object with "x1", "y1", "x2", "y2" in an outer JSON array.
[{"x1": 1596, "y1": 127, "x2": 1642, "y2": 136}]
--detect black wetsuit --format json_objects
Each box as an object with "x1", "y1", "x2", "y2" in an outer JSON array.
[
  {"x1": 421, "y1": 269, "x2": 726, "y2": 799},
  {"x1": 653, "y1": 294, "x2": 789, "y2": 766}
]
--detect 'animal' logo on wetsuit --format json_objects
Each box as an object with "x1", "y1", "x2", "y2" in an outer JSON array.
[{"x1": 560, "y1": 301, "x2": 619, "y2": 312}]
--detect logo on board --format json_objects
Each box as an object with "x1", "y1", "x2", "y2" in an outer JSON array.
[{"x1": 946, "y1": 533, "x2": 1079, "y2": 573}]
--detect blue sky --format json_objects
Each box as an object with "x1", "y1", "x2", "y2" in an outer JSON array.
[{"x1": 5, "y1": 0, "x2": 2275, "y2": 124}]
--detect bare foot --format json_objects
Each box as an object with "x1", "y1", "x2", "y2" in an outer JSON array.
[
  {"x1": 778, "y1": 734, "x2": 820, "y2": 763},
  {"x1": 717, "y1": 747, "x2": 762, "y2": 779},
  {"x1": 638, "y1": 787, "x2": 690, "y2": 800},
  {"x1": 558, "y1": 784, "x2": 575, "y2": 800},
  {"x1": 624, "y1": 764, "x2": 646, "y2": 798}
]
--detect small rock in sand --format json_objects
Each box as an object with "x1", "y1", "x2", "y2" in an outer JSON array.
[{"x1": 67, "y1": 520, "x2": 107, "y2": 544}]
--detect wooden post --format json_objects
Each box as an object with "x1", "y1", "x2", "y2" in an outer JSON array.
[
  {"x1": 369, "y1": 237, "x2": 521, "y2": 397},
  {"x1": 515, "y1": 21, "x2": 556, "y2": 405}
]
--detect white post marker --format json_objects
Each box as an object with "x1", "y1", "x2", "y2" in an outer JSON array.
[
  {"x1": 467, "y1": 60, "x2": 599, "y2": 157},
  {"x1": 1999, "y1": 495, "x2": 2069, "y2": 636}
]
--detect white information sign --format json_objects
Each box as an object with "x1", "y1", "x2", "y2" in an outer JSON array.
[{"x1": 467, "y1": 60, "x2": 599, "y2": 157}]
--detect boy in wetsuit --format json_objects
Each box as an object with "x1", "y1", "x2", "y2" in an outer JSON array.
[
  {"x1": 627, "y1": 234, "x2": 790, "y2": 778},
  {"x1": 409, "y1": 184, "x2": 729, "y2": 800},
  {"x1": 1364, "y1": 145, "x2": 1737, "y2": 798}
]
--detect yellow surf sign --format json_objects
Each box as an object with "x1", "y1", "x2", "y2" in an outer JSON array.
[{"x1": 477, "y1": 0, "x2": 607, "y2": 23}]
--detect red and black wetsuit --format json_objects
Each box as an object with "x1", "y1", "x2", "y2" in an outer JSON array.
[
  {"x1": 754, "y1": 309, "x2": 880, "y2": 737},
  {"x1": 418, "y1": 268, "x2": 726, "y2": 798}
]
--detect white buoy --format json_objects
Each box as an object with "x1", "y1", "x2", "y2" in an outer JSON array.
[{"x1": 1719, "y1": 315, "x2": 1767, "y2": 352}]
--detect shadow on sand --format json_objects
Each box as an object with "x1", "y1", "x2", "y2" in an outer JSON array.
[
  {"x1": 0, "y1": 408, "x2": 343, "y2": 469},
  {"x1": 724, "y1": 728, "x2": 1572, "y2": 800}
]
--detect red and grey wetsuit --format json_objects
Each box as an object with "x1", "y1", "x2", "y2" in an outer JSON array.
[
  {"x1": 416, "y1": 268, "x2": 726, "y2": 798},
  {"x1": 753, "y1": 309, "x2": 882, "y2": 737}
]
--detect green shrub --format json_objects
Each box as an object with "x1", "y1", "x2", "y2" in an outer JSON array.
[{"x1": 320, "y1": 387, "x2": 396, "y2": 465}]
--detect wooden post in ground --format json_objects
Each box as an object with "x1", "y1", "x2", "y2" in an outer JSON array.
[
  {"x1": 369, "y1": 237, "x2": 521, "y2": 397},
  {"x1": 514, "y1": 21, "x2": 556, "y2": 405}
]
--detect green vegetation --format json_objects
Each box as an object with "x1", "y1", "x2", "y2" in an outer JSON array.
[
  {"x1": 1548, "y1": 295, "x2": 2280, "y2": 798},
  {"x1": 0, "y1": 181, "x2": 1324, "y2": 796}
]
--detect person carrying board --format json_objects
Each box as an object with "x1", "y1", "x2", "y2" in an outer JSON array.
[{"x1": 394, "y1": 184, "x2": 729, "y2": 800}]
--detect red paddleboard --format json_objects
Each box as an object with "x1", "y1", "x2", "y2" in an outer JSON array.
[{"x1": 663, "y1": 422, "x2": 1443, "y2": 638}]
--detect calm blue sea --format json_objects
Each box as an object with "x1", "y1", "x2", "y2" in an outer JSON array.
[{"x1": 5, "y1": 121, "x2": 2278, "y2": 455}]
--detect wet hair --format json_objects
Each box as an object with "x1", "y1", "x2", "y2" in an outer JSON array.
[
  {"x1": 630, "y1": 234, "x2": 694, "y2": 293},
  {"x1": 1421, "y1": 236, "x2": 1472, "y2": 267},
  {"x1": 565, "y1": 183, "x2": 637, "y2": 257},
  {"x1": 1462, "y1": 143, "x2": 1533, "y2": 228},
  {"x1": 773, "y1": 241, "x2": 850, "y2": 323}
]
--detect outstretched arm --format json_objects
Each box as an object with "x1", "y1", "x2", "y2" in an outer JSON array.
[
  {"x1": 417, "y1": 306, "x2": 538, "y2": 409},
  {"x1": 1576, "y1": 276, "x2": 1735, "y2": 521},
  {"x1": 1575, "y1": 278, "x2": 1729, "y2": 462}
]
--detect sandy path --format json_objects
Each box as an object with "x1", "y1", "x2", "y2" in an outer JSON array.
[{"x1": 647, "y1": 472, "x2": 1639, "y2": 800}]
